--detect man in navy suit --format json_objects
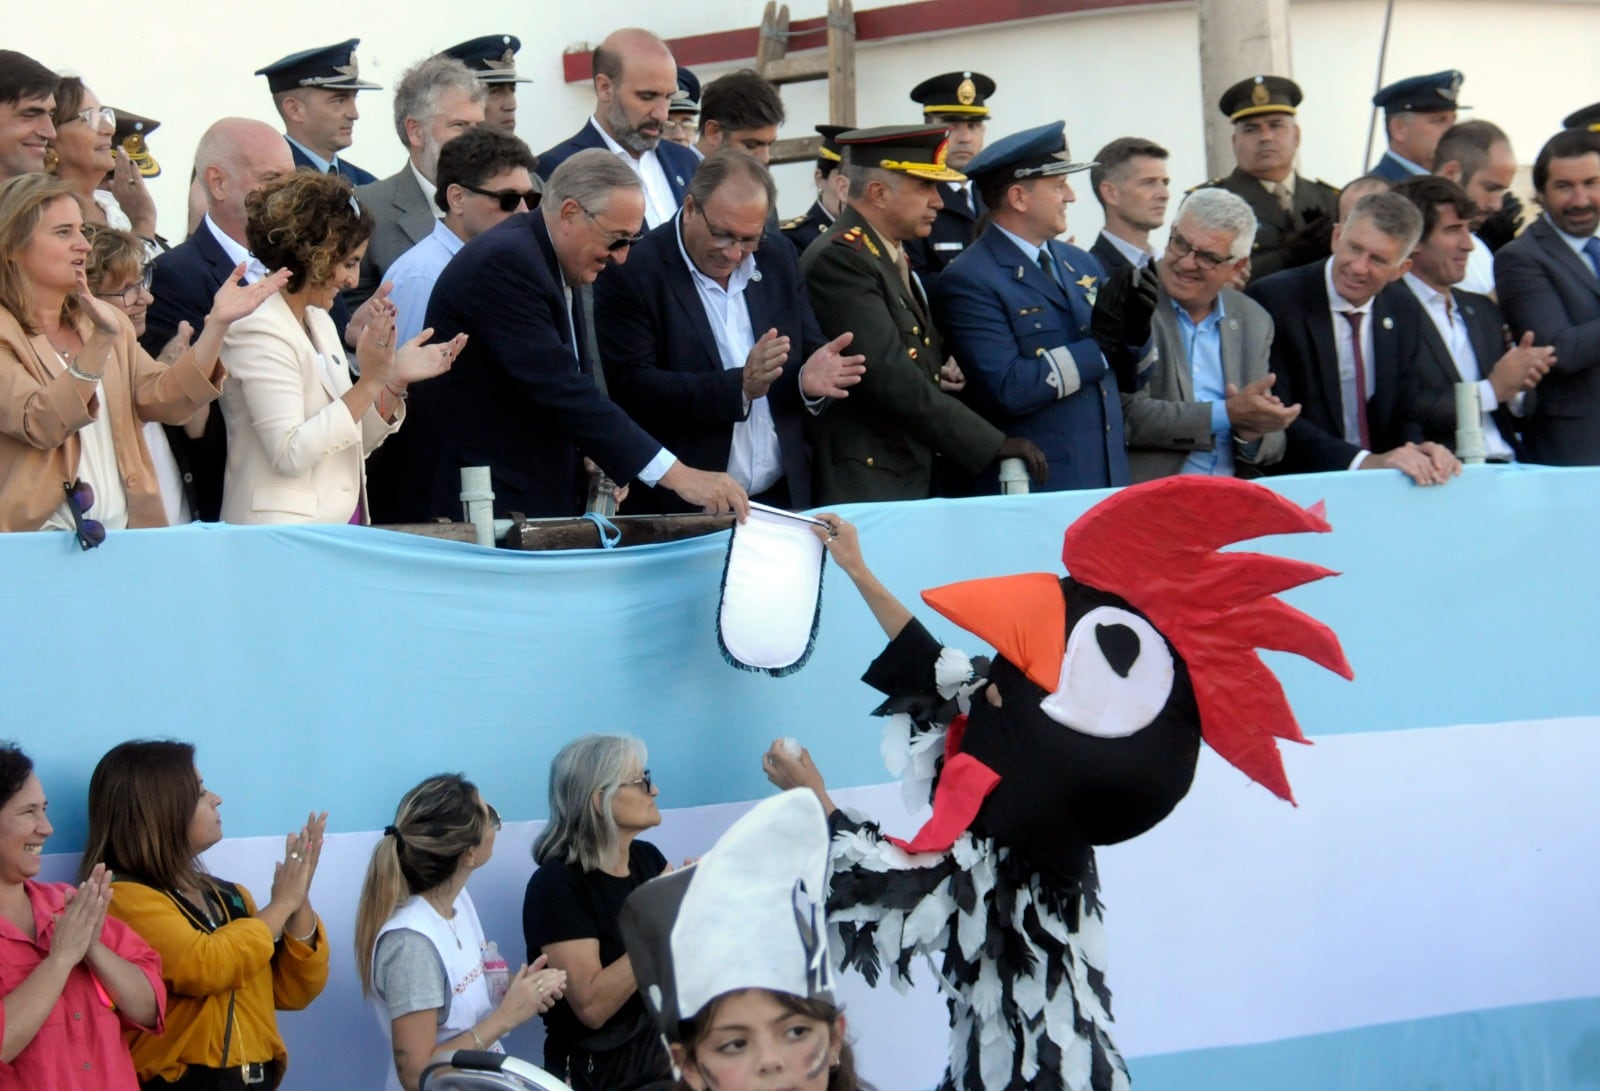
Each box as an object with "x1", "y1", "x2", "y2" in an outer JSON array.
[
  {"x1": 594, "y1": 152, "x2": 864, "y2": 513},
  {"x1": 1495, "y1": 128, "x2": 1600, "y2": 465},
  {"x1": 536, "y1": 28, "x2": 698, "y2": 230},
  {"x1": 1370, "y1": 70, "x2": 1465, "y2": 182},
  {"x1": 143, "y1": 119, "x2": 297, "y2": 521},
  {"x1": 255, "y1": 39, "x2": 381, "y2": 185},
  {"x1": 1088, "y1": 136, "x2": 1169, "y2": 273},
  {"x1": 934, "y1": 121, "x2": 1158, "y2": 492},
  {"x1": 1391, "y1": 175, "x2": 1553, "y2": 460},
  {"x1": 386, "y1": 149, "x2": 749, "y2": 522},
  {"x1": 1247, "y1": 192, "x2": 1459, "y2": 484}
]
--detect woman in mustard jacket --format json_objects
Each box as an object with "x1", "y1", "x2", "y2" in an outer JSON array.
[{"x1": 80, "y1": 740, "x2": 329, "y2": 1091}]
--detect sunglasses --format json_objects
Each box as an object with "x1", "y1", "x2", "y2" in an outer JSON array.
[
  {"x1": 618, "y1": 770, "x2": 653, "y2": 794},
  {"x1": 580, "y1": 206, "x2": 645, "y2": 252},
  {"x1": 95, "y1": 263, "x2": 154, "y2": 307},
  {"x1": 63, "y1": 479, "x2": 105, "y2": 550},
  {"x1": 485, "y1": 801, "x2": 502, "y2": 831},
  {"x1": 465, "y1": 184, "x2": 540, "y2": 213}
]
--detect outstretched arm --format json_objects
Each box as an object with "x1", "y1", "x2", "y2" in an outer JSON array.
[{"x1": 810, "y1": 515, "x2": 910, "y2": 640}]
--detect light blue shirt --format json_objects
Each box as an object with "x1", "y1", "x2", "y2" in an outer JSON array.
[
  {"x1": 386, "y1": 220, "x2": 465, "y2": 345},
  {"x1": 285, "y1": 135, "x2": 339, "y2": 175},
  {"x1": 1170, "y1": 297, "x2": 1234, "y2": 476}
]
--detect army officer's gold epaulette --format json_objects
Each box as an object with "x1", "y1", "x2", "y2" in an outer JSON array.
[
  {"x1": 1187, "y1": 177, "x2": 1225, "y2": 194},
  {"x1": 834, "y1": 225, "x2": 881, "y2": 258},
  {"x1": 781, "y1": 213, "x2": 809, "y2": 230}
]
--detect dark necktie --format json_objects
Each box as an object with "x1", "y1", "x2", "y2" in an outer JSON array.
[
  {"x1": 1583, "y1": 237, "x2": 1600, "y2": 281},
  {"x1": 574, "y1": 285, "x2": 608, "y2": 395},
  {"x1": 1037, "y1": 248, "x2": 1061, "y2": 290},
  {"x1": 1343, "y1": 311, "x2": 1371, "y2": 449}
]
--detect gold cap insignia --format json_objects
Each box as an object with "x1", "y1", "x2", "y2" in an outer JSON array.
[
  {"x1": 1252, "y1": 82, "x2": 1271, "y2": 107},
  {"x1": 957, "y1": 78, "x2": 976, "y2": 106}
]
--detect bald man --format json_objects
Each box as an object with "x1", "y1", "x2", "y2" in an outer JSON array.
[{"x1": 535, "y1": 27, "x2": 700, "y2": 228}]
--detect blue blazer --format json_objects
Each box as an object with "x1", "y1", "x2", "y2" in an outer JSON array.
[
  {"x1": 288, "y1": 138, "x2": 377, "y2": 185},
  {"x1": 1495, "y1": 215, "x2": 1600, "y2": 465},
  {"x1": 535, "y1": 120, "x2": 697, "y2": 206},
  {"x1": 933, "y1": 227, "x2": 1130, "y2": 491},
  {"x1": 374, "y1": 213, "x2": 663, "y2": 522},
  {"x1": 593, "y1": 217, "x2": 827, "y2": 512},
  {"x1": 1369, "y1": 150, "x2": 1421, "y2": 183},
  {"x1": 1246, "y1": 260, "x2": 1421, "y2": 473}
]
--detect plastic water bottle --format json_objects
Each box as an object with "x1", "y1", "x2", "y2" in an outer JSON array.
[{"x1": 483, "y1": 941, "x2": 510, "y2": 1005}]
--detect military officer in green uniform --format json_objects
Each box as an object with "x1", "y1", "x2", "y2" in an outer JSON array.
[
  {"x1": 1194, "y1": 75, "x2": 1339, "y2": 281},
  {"x1": 801, "y1": 124, "x2": 1045, "y2": 504},
  {"x1": 781, "y1": 124, "x2": 850, "y2": 254}
]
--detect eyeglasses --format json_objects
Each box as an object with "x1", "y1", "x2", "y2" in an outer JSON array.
[
  {"x1": 618, "y1": 770, "x2": 653, "y2": 794},
  {"x1": 95, "y1": 263, "x2": 153, "y2": 307},
  {"x1": 663, "y1": 118, "x2": 698, "y2": 138},
  {"x1": 63, "y1": 479, "x2": 105, "y2": 550},
  {"x1": 67, "y1": 105, "x2": 116, "y2": 131},
  {"x1": 485, "y1": 802, "x2": 502, "y2": 831},
  {"x1": 697, "y1": 208, "x2": 764, "y2": 253},
  {"x1": 579, "y1": 205, "x2": 645, "y2": 252},
  {"x1": 465, "y1": 184, "x2": 540, "y2": 213},
  {"x1": 1166, "y1": 230, "x2": 1234, "y2": 271}
]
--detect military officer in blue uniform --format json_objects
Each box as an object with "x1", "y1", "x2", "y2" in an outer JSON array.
[
  {"x1": 934, "y1": 121, "x2": 1159, "y2": 492},
  {"x1": 1371, "y1": 70, "x2": 1467, "y2": 181},
  {"x1": 904, "y1": 70, "x2": 993, "y2": 293},
  {"x1": 1193, "y1": 75, "x2": 1340, "y2": 280},
  {"x1": 256, "y1": 39, "x2": 381, "y2": 185},
  {"x1": 781, "y1": 124, "x2": 849, "y2": 254},
  {"x1": 442, "y1": 35, "x2": 532, "y2": 134}
]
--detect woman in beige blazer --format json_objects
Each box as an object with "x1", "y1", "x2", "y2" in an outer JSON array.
[
  {"x1": 0, "y1": 174, "x2": 284, "y2": 536},
  {"x1": 220, "y1": 171, "x2": 462, "y2": 525}
]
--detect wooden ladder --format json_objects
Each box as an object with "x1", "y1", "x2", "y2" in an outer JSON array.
[{"x1": 754, "y1": 0, "x2": 857, "y2": 166}]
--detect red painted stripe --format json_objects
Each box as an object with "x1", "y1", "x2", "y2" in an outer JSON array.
[{"x1": 561, "y1": 0, "x2": 1165, "y2": 83}]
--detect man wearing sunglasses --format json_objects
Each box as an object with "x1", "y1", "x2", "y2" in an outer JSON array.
[
  {"x1": 386, "y1": 149, "x2": 750, "y2": 522},
  {"x1": 1120, "y1": 188, "x2": 1298, "y2": 482},
  {"x1": 594, "y1": 151, "x2": 865, "y2": 513}
]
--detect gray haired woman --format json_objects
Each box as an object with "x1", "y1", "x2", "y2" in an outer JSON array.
[{"x1": 522, "y1": 735, "x2": 673, "y2": 1091}]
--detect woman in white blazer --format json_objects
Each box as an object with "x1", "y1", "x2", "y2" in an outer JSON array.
[{"x1": 220, "y1": 172, "x2": 464, "y2": 524}]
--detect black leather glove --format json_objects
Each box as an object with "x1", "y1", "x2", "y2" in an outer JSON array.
[
  {"x1": 995, "y1": 436, "x2": 1048, "y2": 485},
  {"x1": 1281, "y1": 206, "x2": 1334, "y2": 269},
  {"x1": 1477, "y1": 191, "x2": 1524, "y2": 253},
  {"x1": 1091, "y1": 263, "x2": 1159, "y2": 392}
]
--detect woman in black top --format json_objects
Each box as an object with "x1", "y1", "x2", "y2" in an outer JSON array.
[{"x1": 522, "y1": 735, "x2": 672, "y2": 1091}]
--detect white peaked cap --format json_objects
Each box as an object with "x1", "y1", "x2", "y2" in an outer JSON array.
[{"x1": 620, "y1": 789, "x2": 834, "y2": 1033}]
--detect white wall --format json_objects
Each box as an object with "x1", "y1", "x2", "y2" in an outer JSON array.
[{"x1": 14, "y1": 0, "x2": 1594, "y2": 251}]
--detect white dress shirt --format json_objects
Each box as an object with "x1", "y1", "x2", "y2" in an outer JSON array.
[
  {"x1": 1098, "y1": 230, "x2": 1155, "y2": 269},
  {"x1": 1458, "y1": 233, "x2": 1495, "y2": 296},
  {"x1": 673, "y1": 215, "x2": 784, "y2": 494},
  {"x1": 589, "y1": 118, "x2": 678, "y2": 229},
  {"x1": 1323, "y1": 259, "x2": 1376, "y2": 467},
  {"x1": 408, "y1": 162, "x2": 444, "y2": 220},
  {"x1": 1403, "y1": 272, "x2": 1515, "y2": 461},
  {"x1": 206, "y1": 214, "x2": 268, "y2": 283}
]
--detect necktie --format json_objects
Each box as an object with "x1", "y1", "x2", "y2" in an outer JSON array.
[
  {"x1": 1583, "y1": 237, "x2": 1600, "y2": 281},
  {"x1": 327, "y1": 164, "x2": 338, "y2": 176},
  {"x1": 1343, "y1": 311, "x2": 1371, "y2": 449},
  {"x1": 1271, "y1": 181, "x2": 1292, "y2": 215},
  {"x1": 892, "y1": 246, "x2": 914, "y2": 297},
  {"x1": 1037, "y1": 248, "x2": 1061, "y2": 289},
  {"x1": 957, "y1": 184, "x2": 972, "y2": 217}
]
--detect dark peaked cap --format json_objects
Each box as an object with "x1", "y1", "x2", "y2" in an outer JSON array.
[{"x1": 255, "y1": 39, "x2": 382, "y2": 93}]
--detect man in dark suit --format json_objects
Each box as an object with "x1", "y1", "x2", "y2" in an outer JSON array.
[
  {"x1": 802, "y1": 125, "x2": 1044, "y2": 503},
  {"x1": 350, "y1": 55, "x2": 486, "y2": 308},
  {"x1": 255, "y1": 39, "x2": 380, "y2": 184},
  {"x1": 1370, "y1": 70, "x2": 1465, "y2": 182},
  {"x1": 903, "y1": 71, "x2": 994, "y2": 293},
  {"x1": 780, "y1": 125, "x2": 849, "y2": 254},
  {"x1": 1195, "y1": 76, "x2": 1339, "y2": 281},
  {"x1": 1495, "y1": 129, "x2": 1600, "y2": 465},
  {"x1": 142, "y1": 119, "x2": 298, "y2": 521},
  {"x1": 386, "y1": 149, "x2": 748, "y2": 522},
  {"x1": 1123, "y1": 188, "x2": 1298, "y2": 482},
  {"x1": 1088, "y1": 136, "x2": 1169, "y2": 273},
  {"x1": 1391, "y1": 175, "x2": 1553, "y2": 460},
  {"x1": 536, "y1": 28, "x2": 698, "y2": 230},
  {"x1": 935, "y1": 121, "x2": 1156, "y2": 492},
  {"x1": 1247, "y1": 191, "x2": 1459, "y2": 484},
  {"x1": 595, "y1": 152, "x2": 865, "y2": 512}
]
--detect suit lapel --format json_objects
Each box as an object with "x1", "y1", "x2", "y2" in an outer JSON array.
[
  {"x1": 1530, "y1": 218, "x2": 1600, "y2": 302},
  {"x1": 395, "y1": 169, "x2": 435, "y2": 248},
  {"x1": 986, "y1": 229, "x2": 1066, "y2": 309},
  {"x1": 661, "y1": 231, "x2": 724, "y2": 368},
  {"x1": 195, "y1": 223, "x2": 239, "y2": 290},
  {"x1": 1218, "y1": 305, "x2": 1242, "y2": 395},
  {"x1": 1301, "y1": 269, "x2": 1345, "y2": 420}
]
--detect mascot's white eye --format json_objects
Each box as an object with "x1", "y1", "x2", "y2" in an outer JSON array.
[{"x1": 1038, "y1": 606, "x2": 1175, "y2": 738}]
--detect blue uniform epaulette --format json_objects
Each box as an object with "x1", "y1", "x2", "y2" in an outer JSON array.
[{"x1": 781, "y1": 213, "x2": 809, "y2": 230}]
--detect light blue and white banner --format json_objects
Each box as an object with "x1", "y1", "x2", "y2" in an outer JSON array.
[{"x1": 11, "y1": 466, "x2": 1599, "y2": 1089}]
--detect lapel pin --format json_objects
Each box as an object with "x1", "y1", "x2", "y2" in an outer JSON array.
[
  {"x1": 1227, "y1": 318, "x2": 1239, "y2": 330},
  {"x1": 750, "y1": 270, "x2": 762, "y2": 282},
  {"x1": 1381, "y1": 316, "x2": 1394, "y2": 330}
]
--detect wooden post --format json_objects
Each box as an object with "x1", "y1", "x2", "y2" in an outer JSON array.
[
  {"x1": 828, "y1": 0, "x2": 857, "y2": 127},
  {"x1": 1196, "y1": 0, "x2": 1292, "y2": 180}
]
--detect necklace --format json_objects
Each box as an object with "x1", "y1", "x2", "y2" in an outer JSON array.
[{"x1": 427, "y1": 893, "x2": 461, "y2": 949}]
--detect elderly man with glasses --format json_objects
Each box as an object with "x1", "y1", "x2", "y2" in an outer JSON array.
[
  {"x1": 1120, "y1": 188, "x2": 1299, "y2": 482},
  {"x1": 383, "y1": 148, "x2": 751, "y2": 521},
  {"x1": 593, "y1": 151, "x2": 864, "y2": 512}
]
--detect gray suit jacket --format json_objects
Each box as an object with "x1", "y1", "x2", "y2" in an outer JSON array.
[
  {"x1": 351, "y1": 165, "x2": 436, "y2": 309},
  {"x1": 1121, "y1": 285, "x2": 1282, "y2": 482}
]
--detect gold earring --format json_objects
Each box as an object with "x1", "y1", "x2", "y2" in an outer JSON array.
[{"x1": 42, "y1": 147, "x2": 58, "y2": 173}]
